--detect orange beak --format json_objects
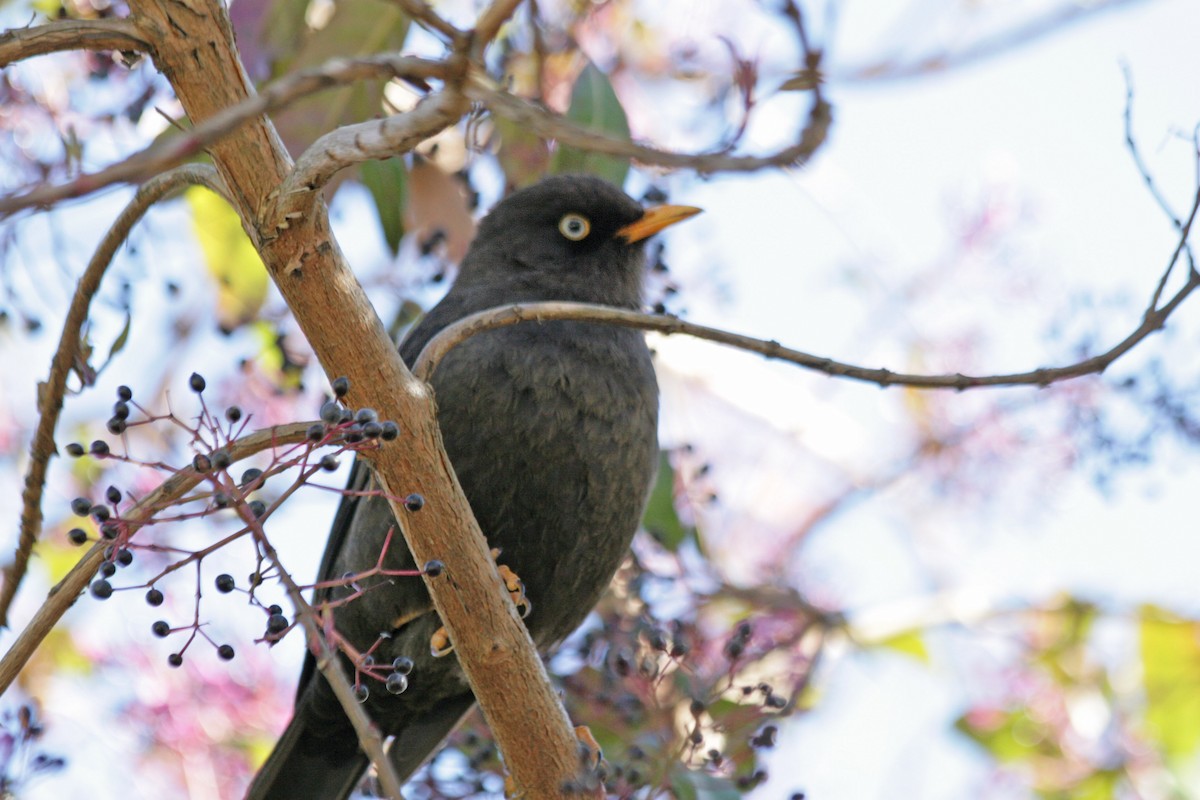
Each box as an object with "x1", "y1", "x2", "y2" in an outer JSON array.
[{"x1": 616, "y1": 204, "x2": 703, "y2": 244}]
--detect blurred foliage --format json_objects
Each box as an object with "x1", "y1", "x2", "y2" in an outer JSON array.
[
  {"x1": 2, "y1": 0, "x2": 1199, "y2": 798},
  {"x1": 186, "y1": 185, "x2": 269, "y2": 333}
]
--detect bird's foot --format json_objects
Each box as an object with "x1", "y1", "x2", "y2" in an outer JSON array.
[
  {"x1": 496, "y1": 563, "x2": 531, "y2": 619},
  {"x1": 574, "y1": 724, "x2": 603, "y2": 771},
  {"x1": 429, "y1": 625, "x2": 454, "y2": 657},
  {"x1": 428, "y1": 549, "x2": 532, "y2": 658}
]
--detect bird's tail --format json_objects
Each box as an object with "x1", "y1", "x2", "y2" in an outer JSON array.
[{"x1": 243, "y1": 714, "x2": 368, "y2": 800}]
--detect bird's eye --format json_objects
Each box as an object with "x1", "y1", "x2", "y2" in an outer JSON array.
[{"x1": 558, "y1": 213, "x2": 591, "y2": 241}]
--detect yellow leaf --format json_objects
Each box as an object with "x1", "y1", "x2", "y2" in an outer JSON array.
[
  {"x1": 187, "y1": 186, "x2": 268, "y2": 332},
  {"x1": 878, "y1": 629, "x2": 930, "y2": 664}
]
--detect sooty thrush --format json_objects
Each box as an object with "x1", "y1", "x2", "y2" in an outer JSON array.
[{"x1": 245, "y1": 174, "x2": 700, "y2": 800}]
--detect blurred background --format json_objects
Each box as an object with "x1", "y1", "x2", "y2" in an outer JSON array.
[{"x1": 2, "y1": 0, "x2": 1200, "y2": 797}]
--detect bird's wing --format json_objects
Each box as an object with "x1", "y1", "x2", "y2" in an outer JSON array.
[
  {"x1": 294, "y1": 456, "x2": 376, "y2": 698},
  {"x1": 386, "y1": 693, "x2": 477, "y2": 781}
]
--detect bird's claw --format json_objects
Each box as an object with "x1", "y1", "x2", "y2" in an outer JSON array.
[
  {"x1": 427, "y1": 551, "x2": 528, "y2": 658},
  {"x1": 430, "y1": 626, "x2": 453, "y2": 657},
  {"x1": 574, "y1": 725, "x2": 603, "y2": 770},
  {"x1": 497, "y1": 563, "x2": 531, "y2": 619}
]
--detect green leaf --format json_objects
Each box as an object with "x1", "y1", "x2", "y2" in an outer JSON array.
[
  {"x1": 550, "y1": 61, "x2": 631, "y2": 186},
  {"x1": 1139, "y1": 605, "x2": 1200, "y2": 760},
  {"x1": 361, "y1": 156, "x2": 408, "y2": 255},
  {"x1": 642, "y1": 451, "x2": 689, "y2": 550}
]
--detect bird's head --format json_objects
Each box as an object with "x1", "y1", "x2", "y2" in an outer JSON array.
[{"x1": 458, "y1": 174, "x2": 700, "y2": 306}]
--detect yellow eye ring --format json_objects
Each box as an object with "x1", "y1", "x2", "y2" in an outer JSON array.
[{"x1": 558, "y1": 213, "x2": 591, "y2": 241}]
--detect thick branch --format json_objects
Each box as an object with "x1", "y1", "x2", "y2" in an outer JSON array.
[
  {"x1": 120, "y1": 0, "x2": 590, "y2": 794},
  {"x1": 0, "y1": 18, "x2": 148, "y2": 67},
  {"x1": 0, "y1": 165, "x2": 228, "y2": 627},
  {"x1": 272, "y1": 88, "x2": 467, "y2": 228}
]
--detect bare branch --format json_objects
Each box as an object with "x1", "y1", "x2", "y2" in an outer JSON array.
[
  {"x1": 271, "y1": 89, "x2": 468, "y2": 229},
  {"x1": 393, "y1": 0, "x2": 463, "y2": 42},
  {"x1": 1123, "y1": 63, "x2": 1185, "y2": 231},
  {"x1": 0, "y1": 55, "x2": 451, "y2": 218},
  {"x1": 414, "y1": 187, "x2": 1199, "y2": 390},
  {"x1": 234, "y1": 481, "x2": 405, "y2": 799},
  {"x1": 0, "y1": 18, "x2": 148, "y2": 67},
  {"x1": 0, "y1": 164, "x2": 229, "y2": 627},
  {"x1": 837, "y1": 0, "x2": 1146, "y2": 83},
  {"x1": 466, "y1": 70, "x2": 832, "y2": 174},
  {"x1": 473, "y1": 0, "x2": 524, "y2": 53}
]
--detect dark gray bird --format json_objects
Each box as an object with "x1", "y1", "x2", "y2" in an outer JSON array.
[{"x1": 245, "y1": 174, "x2": 700, "y2": 800}]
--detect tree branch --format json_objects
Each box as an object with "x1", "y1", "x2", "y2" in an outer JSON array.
[
  {"x1": 0, "y1": 54, "x2": 451, "y2": 218},
  {"x1": 473, "y1": 0, "x2": 524, "y2": 54},
  {"x1": 414, "y1": 186, "x2": 1199, "y2": 391},
  {"x1": 0, "y1": 164, "x2": 229, "y2": 628},
  {"x1": 0, "y1": 423, "x2": 310, "y2": 694},
  {"x1": 271, "y1": 87, "x2": 467, "y2": 229},
  {"x1": 117, "y1": 0, "x2": 594, "y2": 792},
  {"x1": 465, "y1": 68, "x2": 832, "y2": 173},
  {"x1": 393, "y1": 0, "x2": 463, "y2": 42},
  {"x1": 0, "y1": 18, "x2": 148, "y2": 67},
  {"x1": 836, "y1": 0, "x2": 1146, "y2": 83}
]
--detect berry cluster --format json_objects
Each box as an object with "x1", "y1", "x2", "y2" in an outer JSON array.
[{"x1": 60, "y1": 374, "x2": 430, "y2": 682}]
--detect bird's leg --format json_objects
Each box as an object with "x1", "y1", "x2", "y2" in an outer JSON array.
[{"x1": 429, "y1": 548, "x2": 530, "y2": 658}]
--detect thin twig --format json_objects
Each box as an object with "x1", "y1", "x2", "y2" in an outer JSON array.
[
  {"x1": 466, "y1": 70, "x2": 832, "y2": 174},
  {"x1": 0, "y1": 55, "x2": 451, "y2": 218},
  {"x1": 414, "y1": 187, "x2": 1200, "y2": 391},
  {"x1": 0, "y1": 165, "x2": 229, "y2": 627},
  {"x1": 0, "y1": 423, "x2": 311, "y2": 693},
  {"x1": 1122, "y1": 63, "x2": 1183, "y2": 231},
  {"x1": 0, "y1": 18, "x2": 148, "y2": 67},
  {"x1": 473, "y1": 0, "x2": 524, "y2": 55},
  {"x1": 231, "y1": 477, "x2": 405, "y2": 798},
  {"x1": 837, "y1": 0, "x2": 1145, "y2": 83},
  {"x1": 393, "y1": 0, "x2": 463, "y2": 42}
]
